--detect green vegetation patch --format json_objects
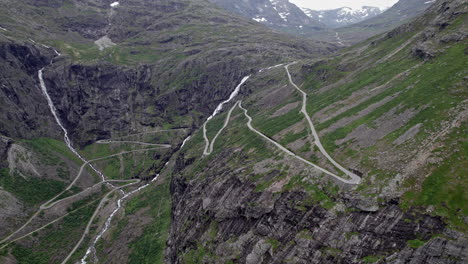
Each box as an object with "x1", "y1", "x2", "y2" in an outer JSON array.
[
  {"x1": 283, "y1": 174, "x2": 337, "y2": 209},
  {"x1": 182, "y1": 244, "x2": 215, "y2": 264},
  {"x1": 279, "y1": 128, "x2": 308, "y2": 146},
  {"x1": 10, "y1": 199, "x2": 100, "y2": 263},
  {"x1": 297, "y1": 229, "x2": 313, "y2": 240},
  {"x1": 125, "y1": 180, "x2": 172, "y2": 264},
  {"x1": 266, "y1": 238, "x2": 280, "y2": 251},
  {"x1": 0, "y1": 168, "x2": 66, "y2": 205},
  {"x1": 401, "y1": 123, "x2": 467, "y2": 231},
  {"x1": 345, "y1": 231, "x2": 360, "y2": 239},
  {"x1": 23, "y1": 137, "x2": 83, "y2": 165},
  {"x1": 9, "y1": 244, "x2": 49, "y2": 264},
  {"x1": 318, "y1": 43, "x2": 467, "y2": 152},
  {"x1": 214, "y1": 107, "x2": 273, "y2": 159},
  {"x1": 81, "y1": 144, "x2": 163, "y2": 180},
  {"x1": 407, "y1": 239, "x2": 427, "y2": 249},
  {"x1": 50, "y1": 185, "x2": 82, "y2": 203},
  {"x1": 205, "y1": 110, "x2": 228, "y2": 142},
  {"x1": 361, "y1": 255, "x2": 381, "y2": 263},
  {"x1": 253, "y1": 106, "x2": 304, "y2": 138},
  {"x1": 302, "y1": 61, "x2": 347, "y2": 91},
  {"x1": 80, "y1": 141, "x2": 155, "y2": 160}
]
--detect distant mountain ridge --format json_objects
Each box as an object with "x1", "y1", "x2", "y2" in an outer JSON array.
[
  {"x1": 336, "y1": 0, "x2": 436, "y2": 43},
  {"x1": 301, "y1": 6, "x2": 383, "y2": 28},
  {"x1": 208, "y1": 0, "x2": 434, "y2": 44},
  {"x1": 209, "y1": 0, "x2": 325, "y2": 33}
]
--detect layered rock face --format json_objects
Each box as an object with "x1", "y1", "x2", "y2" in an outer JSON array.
[{"x1": 167, "y1": 150, "x2": 466, "y2": 263}]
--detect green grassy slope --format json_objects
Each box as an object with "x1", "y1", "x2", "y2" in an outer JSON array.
[{"x1": 294, "y1": 0, "x2": 467, "y2": 230}]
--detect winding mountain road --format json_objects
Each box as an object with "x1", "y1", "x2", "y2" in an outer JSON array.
[
  {"x1": 62, "y1": 178, "x2": 142, "y2": 264},
  {"x1": 114, "y1": 129, "x2": 187, "y2": 140},
  {"x1": 0, "y1": 147, "x2": 160, "y2": 245},
  {"x1": 6, "y1": 60, "x2": 364, "y2": 263},
  {"x1": 199, "y1": 63, "x2": 361, "y2": 185},
  {"x1": 39, "y1": 68, "x2": 107, "y2": 182},
  {"x1": 285, "y1": 63, "x2": 361, "y2": 184},
  {"x1": 1, "y1": 64, "x2": 179, "y2": 262},
  {"x1": 203, "y1": 101, "x2": 240, "y2": 155},
  {"x1": 238, "y1": 101, "x2": 360, "y2": 185},
  {"x1": 96, "y1": 139, "x2": 171, "y2": 148},
  {"x1": 202, "y1": 76, "x2": 250, "y2": 156}
]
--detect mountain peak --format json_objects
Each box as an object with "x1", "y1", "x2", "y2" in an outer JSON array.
[
  {"x1": 209, "y1": 0, "x2": 325, "y2": 35},
  {"x1": 302, "y1": 5, "x2": 383, "y2": 28}
]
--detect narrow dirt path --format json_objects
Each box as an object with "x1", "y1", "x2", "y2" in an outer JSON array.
[
  {"x1": 376, "y1": 33, "x2": 421, "y2": 64},
  {"x1": 78, "y1": 173, "x2": 162, "y2": 264},
  {"x1": 30, "y1": 54, "x2": 178, "y2": 264},
  {"x1": 258, "y1": 63, "x2": 287, "y2": 73}
]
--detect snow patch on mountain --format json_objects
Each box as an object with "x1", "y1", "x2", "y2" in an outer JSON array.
[
  {"x1": 301, "y1": 6, "x2": 382, "y2": 28},
  {"x1": 252, "y1": 17, "x2": 268, "y2": 23},
  {"x1": 269, "y1": 0, "x2": 290, "y2": 22}
]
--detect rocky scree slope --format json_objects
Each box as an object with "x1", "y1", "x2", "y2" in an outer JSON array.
[{"x1": 168, "y1": 0, "x2": 467, "y2": 263}]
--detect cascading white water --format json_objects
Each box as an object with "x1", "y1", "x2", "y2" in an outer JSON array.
[
  {"x1": 205, "y1": 76, "x2": 250, "y2": 123},
  {"x1": 82, "y1": 76, "x2": 252, "y2": 261},
  {"x1": 80, "y1": 174, "x2": 160, "y2": 264},
  {"x1": 39, "y1": 63, "x2": 125, "y2": 263},
  {"x1": 202, "y1": 76, "x2": 250, "y2": 155},
  {"x1": 39, "y1": 52, "x2": 191, "y2": 263},
  {"x1": 82, "y1": 75, "x2": 252, "y2": 262},
  {"x1": 180, "y1": 135, "x2": 191, "y2": 148},
  {"x1": 38, "y1": 69, "x2": 106, "y2": 181}
]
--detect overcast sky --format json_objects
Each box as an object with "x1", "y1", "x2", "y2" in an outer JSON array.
[{"x1": 289, "y1": 0, "x2": 399, "y2": 10}]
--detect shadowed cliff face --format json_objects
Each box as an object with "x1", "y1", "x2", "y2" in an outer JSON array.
[
  {"x1": 40, "y1": 56, "x2": 255, "y2": 146},
  {"x1": 0, "y1": 41, "x2": 60, "y2": 139},
  {"x1": 0, "y1": 0, "x2": 333, "y2": 146}
]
